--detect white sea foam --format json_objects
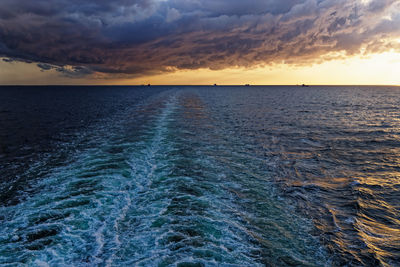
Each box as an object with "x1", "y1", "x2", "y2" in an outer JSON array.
[{"x1": 0, "y1": 89, "x2": 329, "y2": 266}]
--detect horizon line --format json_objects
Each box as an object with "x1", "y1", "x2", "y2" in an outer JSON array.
[{"x1": 1, "y1": 84, "x2": 399, "y2": 87}]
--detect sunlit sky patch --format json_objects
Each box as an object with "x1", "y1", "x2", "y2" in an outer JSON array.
[{"x1": 0, "y1": 0, "x2": 399, "y2": 85}]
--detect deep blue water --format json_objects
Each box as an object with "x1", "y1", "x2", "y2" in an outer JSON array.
[{"x1": 0, "y1": 86, "x2": 399, "y2": 266}]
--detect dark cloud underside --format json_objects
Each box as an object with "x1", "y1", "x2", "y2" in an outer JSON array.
[{"x1": 0, "y1": 0, "x2": 399, "y2": 76}]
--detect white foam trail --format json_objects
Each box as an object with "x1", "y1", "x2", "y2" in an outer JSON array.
[
  {"x1": 105, "y1": 95, "x2": 178, "y2": 266},
  {"x1": 0, "y1": 93, "x2": 179, "y2": 266},
  {"x1": 0, "y1": 90, "x2": 319, "y2": 266}
]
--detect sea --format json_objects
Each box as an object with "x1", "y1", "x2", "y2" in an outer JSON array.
[{"x1": 0, "y1": 85, "x2": 399, "y2": 266}]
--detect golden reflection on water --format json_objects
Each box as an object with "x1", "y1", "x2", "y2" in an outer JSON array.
[
  {"x1": 277, "y1": 166, "x2": 400, "y2": 265},
  {"x1": 176, "y1": 87, "x2": 400, "y2": 265}
]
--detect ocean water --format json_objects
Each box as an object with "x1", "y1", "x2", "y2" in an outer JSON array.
[{"x1": 0, "y1": 86, "x2": 399, "y2": 266}]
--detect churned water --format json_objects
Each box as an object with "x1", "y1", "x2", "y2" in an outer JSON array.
[{"x1": 0, "y1": 86, "x2": 399, "y2": 266}]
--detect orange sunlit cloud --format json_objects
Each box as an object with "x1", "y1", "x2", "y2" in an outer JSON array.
[
  {"x1": 1, "y1": 0, "x2": 400, "y2": 84},
  {"x1": 2, "y1": 51, "x2": 399, "y2": 85}
]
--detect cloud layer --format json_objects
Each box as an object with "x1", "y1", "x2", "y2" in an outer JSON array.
[{"x1": 1, "y1": 0, "x2": 399, "y2": 77}]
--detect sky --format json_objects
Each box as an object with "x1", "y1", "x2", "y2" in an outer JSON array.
[{"x1": 0, "y1": 0, "x2": 400, "y2": 85}]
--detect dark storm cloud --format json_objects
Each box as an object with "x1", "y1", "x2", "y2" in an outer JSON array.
[
  {"x1": 37, "y1": 63, "x2": 53, "y2": 71},
  {"x1": 0, "y1": 0, "x2": 399, "y2": 76}
]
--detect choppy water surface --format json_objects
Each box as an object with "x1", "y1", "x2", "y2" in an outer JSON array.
[{"x1": 0, "y1": 86, "x2": 399, "y2": 266}]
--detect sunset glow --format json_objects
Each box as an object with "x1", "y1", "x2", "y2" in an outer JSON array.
[
  {"x1": 2, "y1": 51, "x2": 400, "y2": 85},
  {"x1": 1, "y1": 0, "x2": 399, "y2": 85}
]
